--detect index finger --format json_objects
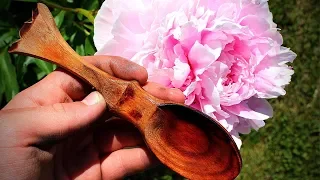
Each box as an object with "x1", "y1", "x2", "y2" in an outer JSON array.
[{"x1": 84, "y1": 55, "x2": 148, "y2": 85}]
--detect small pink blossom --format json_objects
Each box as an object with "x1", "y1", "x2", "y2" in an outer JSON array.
[{"x1": 93, "y1": 0, "x2": 296, "y2": 148}]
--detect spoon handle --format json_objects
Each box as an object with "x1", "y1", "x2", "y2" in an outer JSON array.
[{"x1": 9, "y1": 3, "x2": 158, "y2": 129}]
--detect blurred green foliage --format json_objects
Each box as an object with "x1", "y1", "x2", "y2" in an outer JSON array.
[
  {"x1": 0, "y1": 0, "x2": 99, "y2": 106},
  {"x1": 0, "y1": 0, "x2": 319, "y2": 179}
]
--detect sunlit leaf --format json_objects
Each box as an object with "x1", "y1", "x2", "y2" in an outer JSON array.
[
  {"x1": 85, "y1": 35, "x2": 96, "y2": 55},
  {"x1": 83, "y1": 24, "x2": 93, "y2": 32},
  {"x1": 35, "y1": 70, "x2": 47, "y2": 80},
  {"x1": 54, "y1": 10, "x2": 66, "y2": 28},
  {"x1": 34, "y1": 59, "x2": 55, "y2": 74},
  {"x1": 77, "y1": 13, "x2": 84, "y2": 21},
  {"x1": 0, "y1": 47, "x2": 19, "y2": 101},
  {"x1": 76, "y1": 44, "x2": 85, "y2": 56}
]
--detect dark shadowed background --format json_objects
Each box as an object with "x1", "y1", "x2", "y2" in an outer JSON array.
[{"x1": 0, "y1": 0, "x2": 319, "y2": 179}]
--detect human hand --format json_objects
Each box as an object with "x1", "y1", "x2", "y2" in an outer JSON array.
[{"x1": 0, "y1": 56, "x2": 185, "y2": 180}]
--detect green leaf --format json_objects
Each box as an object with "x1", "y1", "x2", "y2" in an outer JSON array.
[
  {"x1": 83, "y1": 23, "x2": 94, "y2": 31},
  {"x1": 0, "y1": 28, "x2": 18, "y2": 48},
  {"x1": 84, "y1": 35, "x2": 96, "y2": 55},
  {"x1": 0, "y1": 47, "x2": 19, "y2": 101},
  {"x1": 35, "y1": 70, "x2": 47, "y2": 80},
  {"x1": 15, "y1": 56, "x2": 36, "y2": 81},
  {"x1": 14, "y1": 56, "x2": 38, "y2": 89},
  {"x1": 0, "y1": 19, "x2": 12, "y2": 31},
  {"x1": 76, "y1": 44, "x2": 85, "y2": 56},
  {"x1": 73, "y1": 30, "x2": 86, "y2": 55},
  {"x1": 54, "y1": 10, "x2": 66, "y2": 28},
  {"x1": 34, "y1": 59, "x2": 55, "y2": 75},
  {"x1": 0, "y1": 0, "x2": 11, "y2": 10},
  {"x1": 81, "y1": 0, "x2": 99, "y2": 10},
  {"x1": 77, "y1": 13, "x2": 84, "y2": 21}
]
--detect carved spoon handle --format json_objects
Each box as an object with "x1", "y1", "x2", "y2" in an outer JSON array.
[{"x1": 9, "y1": 3, "x2": 159, "y2": 128}]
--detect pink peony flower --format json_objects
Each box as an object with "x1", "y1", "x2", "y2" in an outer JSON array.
[{"x1": 93, "y1": 0, "x2": 296, "y2": 148}]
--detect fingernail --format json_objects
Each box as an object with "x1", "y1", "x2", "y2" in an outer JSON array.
[
  {"x1": 82, "y1": 91, "x2": 103, "y2": 105},
  {"x1": 170, "y1": 88, "x2": 186, "y2": 103}
]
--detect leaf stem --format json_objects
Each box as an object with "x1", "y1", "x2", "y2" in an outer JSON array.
[
  {"x1": 14, "y1": 0, "x2": 95, "y2": 24},
  {"x1": 40, "y1": 0, "x2": 95, "y2": 24},
  {"x1": 73, "y1": 22, "x2": 90, "y2": 36}
]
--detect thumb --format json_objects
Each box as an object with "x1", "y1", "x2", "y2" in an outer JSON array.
[{"x1": 1, "y1": 91, "x2": 106, "y2": 146}]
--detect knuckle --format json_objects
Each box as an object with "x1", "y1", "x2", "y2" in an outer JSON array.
[
  {"x1": 51, "y1": 103, "x2": 67, "y2": 114},
  {"x1": 159, "y1": 87, "x2": 170, "y2": 98}
]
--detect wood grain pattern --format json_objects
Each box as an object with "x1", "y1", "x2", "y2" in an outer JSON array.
[
  {"x1": 9, "y1": 3, "x2": 242, "y2": 179},
  {"x1": 145, "y1": 105, "x2": 241, "y2": 180}
]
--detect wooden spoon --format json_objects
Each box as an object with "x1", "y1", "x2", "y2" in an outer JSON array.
[{"x1": 9, "y1": 3, "x2": 242, "y2": 180}]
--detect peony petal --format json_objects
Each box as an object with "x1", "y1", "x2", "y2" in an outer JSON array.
[
  {"x1": 230, "y1": 130, "x2": 242, "y2": 149},
  {"x1": 254, "y1": 76, "x2": 286, "y2": 98},
  {"x1": 216, "y1": 3, "x2": 237, "y2": 20},
  {"x1": 179, "y1": 23, "x2": 201, "y2": 51},
  {"x1": 247, "y1": 119, "x2": 265, "y2": 130},
  {"x1": 183, "y1": 81, "x2": 198, "y2": 96},
  {"x1": 117, "y1": 11, "x2": 146, "y2": 34},
  {"x1": 224, "y1": 97, "x2": 273, "y2": 120},
  {"x1": 200, "y1": 74, "x2": 220, "y2": 107},
  {"x1": 188, "y1": 41, "x2": 222, "y2": 75},
  {"x1": 272, "y1": 47, "x2": 297, "y2": 64},
  {"x1": 240, "y1": 15, "x2": 270, "y2": 35},
  {"x1": 148, "y1": 68, "x2": 173, "y2": 86},
  {"x1": 256, "y1": 66, "x2": 294, "y2": 87},
  {"x1": 261, "y1": 29, "x2": 283, "y2": 45},
  {"x1": 172, "y1": 58, "x2": 191, "y2": 88},
  {"x1": 93, "y1": 1, "x2": 116, "y2": 50},
  {"x1": 247, "y1": 97, "x2": 273, "y2": 118},
  {"x1": 93, "y1": 0, "x2": 148, "y2": 50},
  {"x1": 96, "y1": 14, "x2": 146, "y2": 58},
  {"x1": 234, "y1": 118, "x2": 252, "y2": 134}
]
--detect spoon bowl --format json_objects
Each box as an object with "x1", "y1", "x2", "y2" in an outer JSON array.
[
  {"x1": 145, "y1": 104, "x2": 241, "y2": 180},
  {"x1": 9, "y1": 3, "x2": 242, "y2": 179}
]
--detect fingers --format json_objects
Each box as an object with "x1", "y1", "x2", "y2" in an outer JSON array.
[
  {"x1": 84, "y1": 56, "x2": 148, "y2": 85},
  {"x1": 3, "y1": 69, "x2": 84, "y2": 109},
  {"x1": 101, "y1": 147, "x2": 158, "y2": 180},
  {"x1": 96, "y1": 120, "x2": 159, "y2": 179},
  {"x1": 142, "y1": 82, "x2": 185, "y2": 103},
  {"x1": 3, "y1": 56, "x2": 148, "y2": 110},
  {"x1": 94, "y1": 119, "x2": 144, "y2": 154},
  {"x1": 0, "y1": 92, "x2": 106, "y2": 147},
  {"x1": 65, "y1": 141, "x2": 102, "y2": 180},
  {"x1": 4, "y1": 55, "x2": 184, "y2": 110}
]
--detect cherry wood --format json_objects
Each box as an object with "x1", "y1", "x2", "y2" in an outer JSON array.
[{"x1": 9, "y1": 3, "x2": 242, "y2": 179}]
